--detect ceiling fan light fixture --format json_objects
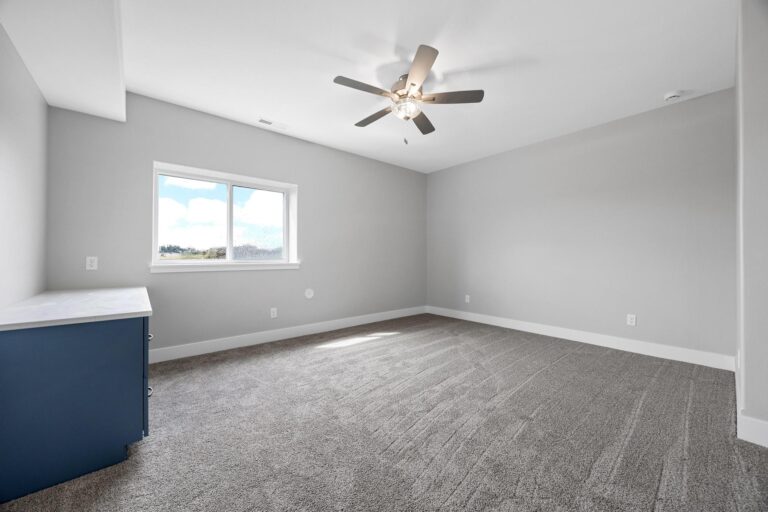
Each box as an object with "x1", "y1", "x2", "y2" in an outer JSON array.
[{"x1": 392, "y1": 97, "x2": 421, "y2": 120}]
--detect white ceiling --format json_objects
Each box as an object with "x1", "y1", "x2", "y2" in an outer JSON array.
[
  {"x1": 0, "y1": 0, "x2": 125, "y2": 121},
  {"x1": 2, "y1": 1, "x2": 737, "y2": 172}
]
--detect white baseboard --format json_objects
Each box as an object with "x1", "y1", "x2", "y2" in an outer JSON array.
[
  {"x1": 149, "y1": 306, "x2": 426, "y2": 363},
  {"x1": 738, "y1": 413, "x2": 768, "y2": 448},
  {"x1": 150, "y1": 304, "x2": 735, "y2": 373},
  {"x1": 425, "y1": 306, "x2": 735, "y2": 372}
]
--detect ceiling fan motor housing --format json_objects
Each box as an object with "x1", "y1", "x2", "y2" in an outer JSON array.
[{"x1": 392, "y1": 74, "x2": 422, "y2": 98}]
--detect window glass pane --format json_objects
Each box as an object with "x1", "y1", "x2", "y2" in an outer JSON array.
[
  {"x1": 157, "y1": 175, "x2": 227, "y2": 260},
  {"x1": 233, "y1": 186, "x2": 284, "y2": 260}
]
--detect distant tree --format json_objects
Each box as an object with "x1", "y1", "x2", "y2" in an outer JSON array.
[
  {"x1": 159, "y1": 244, "x2": 185, "y2": 253},
  {"x1": 233, "y1": 244, "x2": 282, "y2": 260}
]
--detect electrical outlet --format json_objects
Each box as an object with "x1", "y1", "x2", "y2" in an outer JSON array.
[
  {"x1": 465, "y1": 294, "x2": 471, "y2": 304},
  {"x1": 626, "y1": 314, "x2": 637, "y2": 327},
  {"x1": 85, "y1": 256, "x2": 98, "y2": 271},
  {"x1": 270, "y1": 307, "x2": 278, "y2": 319}
]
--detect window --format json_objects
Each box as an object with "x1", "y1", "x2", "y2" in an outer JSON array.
[{"x1": 151, "y1": 162, "x2": 298, "y2": 272}]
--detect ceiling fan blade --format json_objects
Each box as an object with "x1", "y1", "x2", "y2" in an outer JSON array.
[
  {"x1": 421, "y1": 90, "x2": 485, "y2": 104},
  {"x1": 405, "y1": 45, "x2": 439, "y2": 92},
  {"x1": 412, "y1": 112, "x2": 435, "y2": 135},
  {"x1": 334, "y1": 76, "x2": 393, "y2": 98},
  {"x1": 355, "y1": 107, "x2": 392, "y2": 127}
]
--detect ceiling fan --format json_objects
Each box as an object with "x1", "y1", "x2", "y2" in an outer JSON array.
[{"x1": 333, "y1": 45, "x2": 484, "y2": 135}]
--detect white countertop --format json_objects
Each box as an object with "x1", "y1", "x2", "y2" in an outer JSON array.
[{"x1": 0, "y1": 287, "x2": 152, "y2": 332}]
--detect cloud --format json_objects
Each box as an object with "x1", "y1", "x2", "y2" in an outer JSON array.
[
  {"x1": 164, "y1": 176, "x2": 218, "y2": 190},
  {"x1": 234, "y1": 189, "x2": 283, "y2": 227},
  {"x1": 159, "y1": 225, "x2": 227, "y2": 251},
  {"x1": 158, "y1": 197, "x2": 227, "y2": 250},
  {"x1": 233, "y1": 225, "x2": 283, "y2": 249},
  {"x1": 158, "y1": 197, "x2": 186, "y2": 230},
  {"x1": 186, "y1": 198, "x2": 227, "y2": 225}
]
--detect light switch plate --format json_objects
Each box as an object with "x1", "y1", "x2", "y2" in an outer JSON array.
[{"x1": 85, "y1": 256, "x2": 98, "y2": 271}]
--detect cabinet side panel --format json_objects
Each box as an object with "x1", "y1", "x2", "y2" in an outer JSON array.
[{"x1": 0, "y1": 318, "x2": 144, "y2": 502}]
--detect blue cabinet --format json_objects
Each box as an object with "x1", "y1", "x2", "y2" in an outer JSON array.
[{"x1": 0, "y1": 316, "x2": 150, "y2": 502}]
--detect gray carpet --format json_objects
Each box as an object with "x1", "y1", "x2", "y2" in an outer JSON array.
[{"x1": 2, "y1": 314, "x2": 766, "y2": 512}]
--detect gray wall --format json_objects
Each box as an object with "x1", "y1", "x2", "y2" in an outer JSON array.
[
  {"x1": 737, "y1": 0, "x2": 768, "y2": 422},
  {"x1": 0, "y1": 24, "x2": 47, "y2": 308},
  {"x1": 46, "y1": 93, "x2": 426, "y2": 349},
  {"x1": 427, "y1": 90, "x2": 736, "y2": 356}
]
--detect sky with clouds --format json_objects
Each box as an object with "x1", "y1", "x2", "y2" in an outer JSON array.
[{"x1": 158, "y1": 175, "x2": 284, "y2": 252}]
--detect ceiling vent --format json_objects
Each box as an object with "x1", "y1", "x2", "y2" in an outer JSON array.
[{"x1": 256, "y1": 118, "x2": 287, "y2": 131}]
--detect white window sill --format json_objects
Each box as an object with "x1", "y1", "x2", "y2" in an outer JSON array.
[{"x1": 149, "y1": 261, "x2": 301, "y2": 273}]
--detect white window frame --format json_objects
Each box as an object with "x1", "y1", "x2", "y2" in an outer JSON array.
[{"x1": 150, "y1": 161, "x2": 299, "y2": 273}]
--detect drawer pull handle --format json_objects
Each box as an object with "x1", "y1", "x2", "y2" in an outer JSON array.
[{"x1": 147, "y1": 386, "x2": 153, "y2": 397}]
